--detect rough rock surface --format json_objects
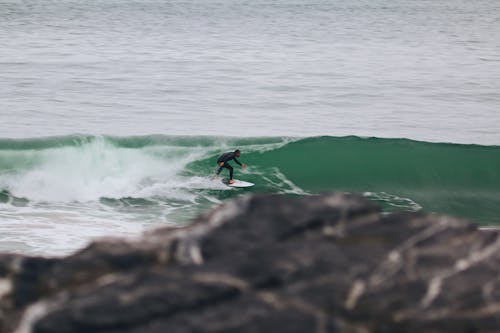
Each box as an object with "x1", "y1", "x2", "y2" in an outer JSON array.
[{"x1": 1, "y1": 193, "x2": 500, "y2": 333}]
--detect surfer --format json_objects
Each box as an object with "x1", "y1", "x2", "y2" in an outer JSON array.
[{"x1": 216, "y1": 149, "x2": 247, "y2": 184}]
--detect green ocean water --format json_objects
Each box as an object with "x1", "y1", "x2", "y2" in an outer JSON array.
[
  {"x1": 190, "y1": 136, "x2": 500, "y2": 223},
  {"x1": 241, "y1": 136, "x2": 500, "y2": 222},
  {"x1": 2, "y1": 135, "x2": 499, "y2": 229}
]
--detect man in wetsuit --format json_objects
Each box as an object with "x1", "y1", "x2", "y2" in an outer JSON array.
[{"x1": 216, "y1": 149, "x2": 247, "y2": 184}]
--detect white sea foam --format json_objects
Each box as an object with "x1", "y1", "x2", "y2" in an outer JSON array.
[
  {"x1": 0, "y1": 138, "x2": 210, "y2": 255},
  {"x1": 4, "y1": 138, "x2": 200, "y2": 202},
  {"x1": 363, "y1": 192, "x2": 422, "y2": 212}
]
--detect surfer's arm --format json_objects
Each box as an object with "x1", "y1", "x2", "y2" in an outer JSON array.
[{"x1": 234, "y1": 158, "x2": 247, "y2": 169}]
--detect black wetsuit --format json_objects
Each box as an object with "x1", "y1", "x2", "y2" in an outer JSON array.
[{"x1": 216, "y1": 152, "x2": 242, "y2": 180}]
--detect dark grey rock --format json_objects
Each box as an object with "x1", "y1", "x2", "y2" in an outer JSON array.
[{"x1": 1, "y1": 193, "x2": 499, "y2": 333}]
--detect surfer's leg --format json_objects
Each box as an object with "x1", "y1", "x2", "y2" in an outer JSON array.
[
  {"x1": 225, "y1": 164, "x2": 234, "y2": 180},
  {"x1": 216, "y1": 166, "x2": 223, "y2": 176}
]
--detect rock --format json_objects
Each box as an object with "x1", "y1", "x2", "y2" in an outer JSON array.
[{"x1": 1, "y1": 193, "x2": 500, "y2": 333}]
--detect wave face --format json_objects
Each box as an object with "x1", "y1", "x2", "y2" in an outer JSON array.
[
  {"x1": 1, "y1": 135, "x2": 499, "y2": 255},
  {"x1": 245, "y1": 136, "x2": 500, "y2": 223}
]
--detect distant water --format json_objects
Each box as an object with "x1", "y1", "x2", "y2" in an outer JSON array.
[
  {"x1": 1, "y1": 0, "x2": 500, "y2": 143},
  {"x1": 1, "y1": 0, "x2": 499, "y2": 256}
]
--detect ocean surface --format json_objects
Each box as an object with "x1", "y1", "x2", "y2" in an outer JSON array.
[{"x1": 1, "y1": 0, "x2": 499, "y2": 256}]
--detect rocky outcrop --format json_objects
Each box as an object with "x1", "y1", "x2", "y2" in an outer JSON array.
[{"x1": 1, "y1": 193, "x2": 500, "y2": 333}]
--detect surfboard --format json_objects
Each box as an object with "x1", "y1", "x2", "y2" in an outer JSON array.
[{"x1": 222, "y1": 179, "x2": 255, "y2": 188}]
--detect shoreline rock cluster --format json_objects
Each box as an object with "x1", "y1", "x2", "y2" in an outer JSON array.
[{"x1": 1, "y1": 193, "x2": 499, "y2": 333}]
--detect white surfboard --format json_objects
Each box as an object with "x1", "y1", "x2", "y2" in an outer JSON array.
[{"x1": 222, "y1": 179, "x2": 255, "y2": 188}]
